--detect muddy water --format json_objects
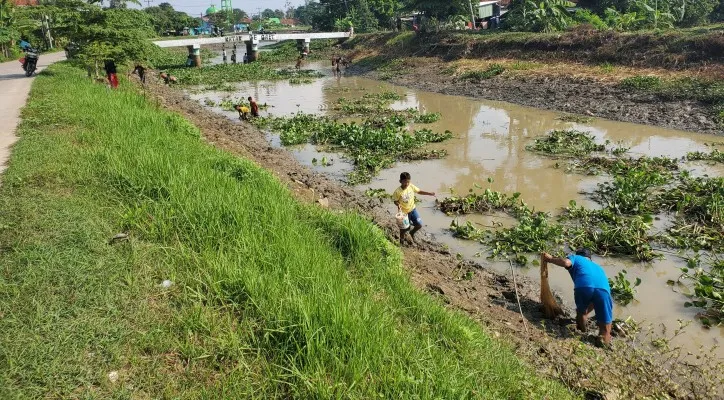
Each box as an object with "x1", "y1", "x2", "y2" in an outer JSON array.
[{"x1": 189, "y1": 63, "x2": 724, "y2": 358}]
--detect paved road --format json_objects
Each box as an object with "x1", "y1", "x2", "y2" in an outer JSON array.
[{"x1": 0, "y1": 51, "x2": 66, "y2": 178}]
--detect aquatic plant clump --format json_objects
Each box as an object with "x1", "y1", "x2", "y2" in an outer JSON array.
[
  {"x1": 657, "y1": 175, "x2": 724, "y2": 251},
  {"x1": 438, "y1": 184, "x2": 524, "y2": 216},
  {"x1": 333, "y1": 91, "x2": 403, "y2": 115},
  {"x1": 609, "y1": 270, "x2": 641, "y2": 306},
  {"x1": 680, "y1": 255, "x2": 724, "y2": 327},
  {"x1": 687, "y1": 149, "x2": 724, "y2": 163},
  {"x1": 526, "y1": 129, "x2": 606, "y2": 157},
  {"x1": 167, "y1": 63, "x2": 323, "y2": 85},
  {"x1": 255, "y1": 113, "x2": 453, "y2": 184}
]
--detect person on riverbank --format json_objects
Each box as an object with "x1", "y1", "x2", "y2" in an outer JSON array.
[
  {"x1": 222, "y1": 48, "x2": 227, "y2": 64},
  {"x1": 159, "y1": 72, "x2": 177, "y2": 84},
  {"x1": 231, "y1": 49, "x2": 237, "y2": 64},
  {"x1": 248, "y1": 96, "x2": 259, "y2": 117},
  {"x1": 234, "y1": 104, "x2": 250, "y2": 120},
  {"x1": 104, "y1": 60, "x2": 118, "y2": 89},
  {"x1": 130, "y1": 64, "x2": 146, "y2": 84},
  {"x1": 541, "y1": 249, "x2": 613, "y2": 347},
  {"x1": 392, "y1": 172, "x2": 436, "y2": 245}
]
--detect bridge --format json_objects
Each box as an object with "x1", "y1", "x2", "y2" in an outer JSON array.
[{"x1": 153, "y1": 31, "x2": 353, "y2": 66}]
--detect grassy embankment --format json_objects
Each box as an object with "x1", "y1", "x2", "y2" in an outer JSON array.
[{"x1": 0, "y1": 62, "x2": 574, "y2": 398}]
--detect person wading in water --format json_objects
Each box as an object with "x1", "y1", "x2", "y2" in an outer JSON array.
[{"x1": 541, "y1": 249, "x2": 614, "y2": 347}]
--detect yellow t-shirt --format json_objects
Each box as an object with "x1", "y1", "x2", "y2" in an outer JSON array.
[{"x1": 393, "y1": 184, "x2": 419, "y2": 214}]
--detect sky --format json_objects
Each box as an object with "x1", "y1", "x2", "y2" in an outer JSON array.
[{"x1": 144, "y1": 0, "x2": 307, "y2": 17}]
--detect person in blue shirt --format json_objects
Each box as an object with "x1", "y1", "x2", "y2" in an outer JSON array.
[
  {"x1": 19, "y1": 39, "x2": 31, "y2": 50},
  {"x1": 542, "y1": 248, "x2": 613, "y2": 346}
]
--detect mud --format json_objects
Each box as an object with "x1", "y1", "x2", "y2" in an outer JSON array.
[
  {"x1": 347, "y1": 57, "x2": 722, "y2": 135},
  {"x1": 140, "y1": 75, "x2": 722, "y2": 398}
]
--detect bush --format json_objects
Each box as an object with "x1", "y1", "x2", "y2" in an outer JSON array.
[
  {"x1": 620, "y1": 75, "x2": 662, "y2": 90},
  {"x1": 460, "y1": 64, "x2": 505, "y2": 81},
  {"x1": 573, "y1": 9, "x2": 610, "y2": 30}
]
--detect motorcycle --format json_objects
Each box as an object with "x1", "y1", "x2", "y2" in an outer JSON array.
[{"x1": 20, "y1": 47, "x2": 39, "y2": 77}]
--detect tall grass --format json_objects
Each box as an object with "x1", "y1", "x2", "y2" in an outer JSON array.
[{"x1": 0, "y1": 63, "x2": 574, "y2": 398}]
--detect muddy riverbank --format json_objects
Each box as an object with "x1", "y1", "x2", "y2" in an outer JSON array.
[
  {"x1": 139, "y1": 72, "x2": 722, "y2": 398},
  {"x1": 345, "y1": 56, "x2": 722, "y2": 135}
]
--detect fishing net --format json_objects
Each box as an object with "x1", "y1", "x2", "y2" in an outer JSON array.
[{"x1": 540, "y1": 257, "x2": 564, "y2": 319}]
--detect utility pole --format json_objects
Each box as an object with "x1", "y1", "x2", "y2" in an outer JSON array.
[
  {"x1": 469, "y1": 0, "x2": 476, "y2": 30},
  {"x1": 144, "y1": 0, "x2": 152, "y2": 7}
]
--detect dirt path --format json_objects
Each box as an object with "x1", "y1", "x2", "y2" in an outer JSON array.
[
  {"x1": 0, "y1": 52, "x2": 66, "y2": 180},
  {"x1": 143, "y1": 76, "x2": 722, "y2": 399}
]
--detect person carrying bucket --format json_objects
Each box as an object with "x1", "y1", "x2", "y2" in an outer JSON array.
[{"x1": 392, "y1": 172, "x2": 436, "y2": 245}]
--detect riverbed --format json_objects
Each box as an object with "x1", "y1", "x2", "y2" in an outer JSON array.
[{"x1": 188, "y1": 61, "x2": 724, "y2": 359}]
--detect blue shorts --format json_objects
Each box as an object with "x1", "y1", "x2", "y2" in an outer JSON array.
[
  {"x1": 407, "y1": 208, "x2": 422, "y2": 227},
  {"x1": 574, "y1": 287, "x2": 613, "y2": 324}
]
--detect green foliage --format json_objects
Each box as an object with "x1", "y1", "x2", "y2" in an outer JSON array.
[
  {"x1": 593, "y1": 161, "x2": 672, "y2": 214},
  {"x1": 255, "y1": 112, "x2": 453, "y2": 184},
  {"x1": 0, "y1": 62, "x2": 574, "y2": 398},
  {"x1": 167, "y1": 63, "x2": 323, "y2": 85},
  {"x1": 620, "y1": 75, "x2": 662, "y2": 90},
  {"x1": 657, "y1": 174, "x2": 724, "y2": 251},
  {"x1": 258, "y1": 39, "x2": 336, "y2": 64},
  {"x1": 687, "y1": 149, "x2": 724, "y2": 163},
  {"x1": 572, "y1": 8, "x2": 610, "y2": 29},
  {"x1": 365, "y1": 188, "x2": 389, "y2": 198},
  {"x1": 459, "y1": 64, "x2": 505, "y2": 81},
  {"x1": 144, "y1": 2, "x2": 200, "y2": 35},
  {"x1": 678, "y1": 0, "x2": 718, "y2": 27},
  {"x1": 681, "y1": 255, "x2": 723, "y2": 326},
  {"x1": 506, "y1": 0, "x2": 574, "y2": 32},
  {"x1": 438, "y1": 182, "x2": 525, "y2": 216},
  {"x1": 609, "y1": 270, "x2": 642, "y2": 305},
  {"x1": 526, "y1": 129, "x2": 606, "y2": 157}
]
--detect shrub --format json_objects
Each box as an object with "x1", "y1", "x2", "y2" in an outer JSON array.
[{"x1": 619, "y1": 75, "x2": 662, "y2": 90}]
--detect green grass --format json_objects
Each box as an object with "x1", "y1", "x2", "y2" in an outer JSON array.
[{"x1": 0, "y1": 62, "x2": 574, "y2": 398}]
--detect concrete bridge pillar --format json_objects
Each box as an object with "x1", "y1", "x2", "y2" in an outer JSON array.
[
  {"x1": 303, "y1": 38, "x2": 310, "y2": 55},
  {"x1": 187, "y1": 44, "x2": 201, "y2": 67},
  {"x1": 247, "y1": 35, "x2": 259, "y2": 62}
]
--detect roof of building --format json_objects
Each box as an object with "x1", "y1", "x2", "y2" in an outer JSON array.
[
  {"x1": 205, "y1": 4, "x2": 218, "y2": 15},
  {"x1": 12, "y1": 0, "x2": 39, "y2": 5}
]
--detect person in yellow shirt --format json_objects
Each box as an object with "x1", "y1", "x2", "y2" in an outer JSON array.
[
  {"x1": 234, "y1": 104, "x2": 251, "y2": 121},
  {"x1": 392, "y1": 172, "x2": 436, "y2": 245}
]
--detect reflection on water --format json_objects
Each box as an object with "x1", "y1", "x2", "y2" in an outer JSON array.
[{"x1": 189, "y1": 64, "x2": 724, "y2": 358}]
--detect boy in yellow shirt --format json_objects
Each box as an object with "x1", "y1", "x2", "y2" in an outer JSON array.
[{"x1": 392, "y1": 172, "x2": 436, "y2": 245}]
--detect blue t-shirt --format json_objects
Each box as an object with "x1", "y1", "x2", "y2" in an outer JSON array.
[{"x1": 567, "y1": 254, "x2": 610, "y2": 292}]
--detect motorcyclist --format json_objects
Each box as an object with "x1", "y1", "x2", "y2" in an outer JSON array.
[{"x1": 19, "y1": 39, "x2": 37, "y2": 72}]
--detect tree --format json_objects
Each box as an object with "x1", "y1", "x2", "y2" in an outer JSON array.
[
  {"x1": 261, "y1": 8, "x2": 276, "y2": 19},
  {"x1": 677, "y1": 0, "x2": 717, "y2": 26},
  {"x1": 206, "y1": 11, "x2": 231, "y2": 29},
  {"x1": 231, "y1": 8, "x2": 248, "y2": 23},
  {"x1": 144, "y1": 3, "x2": 199, "y2": 34},
  {"x1": 506, "y1": 0, "x2": 572, "y2": 32},
  {"x1": 67, "y1": 6, "x2": 156, "y2": 76},
  {"x1": 294, "y1": 1, "x2": 325, "y2": 26},
  {"x1": 0, "y1": 0, "x2": 25, "y2": 58}
]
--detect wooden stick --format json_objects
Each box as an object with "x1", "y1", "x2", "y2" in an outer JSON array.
[{"x1": 509, "y1": 259, "x2": 529, "y2": 334}]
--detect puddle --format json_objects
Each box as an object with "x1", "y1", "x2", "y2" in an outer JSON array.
[{"x1": 188, "y1": 62, "x2": 724, "y2": 358}]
